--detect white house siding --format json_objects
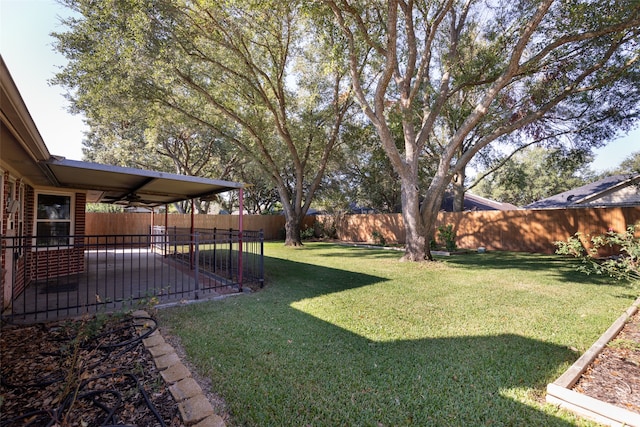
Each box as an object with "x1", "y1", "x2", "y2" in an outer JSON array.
[{"x1": 583, "y1": 185, "x2": 640, "y2": 207}]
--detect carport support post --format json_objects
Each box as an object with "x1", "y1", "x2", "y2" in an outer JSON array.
[
  {"x1": 190, "y1": 199, "x2": 195, "y2": 270},
  {"x1": 194, "y1": 231, "x2": 200, "y2": 299},
  {"x1": 238, "y1": 186, "x2": 244, "y2": 292},
  {"x1": 164, "y1": 204, "x2": 169, "y2": 257}
]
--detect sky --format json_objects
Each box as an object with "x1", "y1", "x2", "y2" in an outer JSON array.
[{"x1": 1, "y1": 0, "x2": 639, "y2": 172}]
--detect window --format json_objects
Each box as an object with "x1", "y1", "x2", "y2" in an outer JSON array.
[{"x1": 35, "y1": 193, "x2": 73, "y2": 247}]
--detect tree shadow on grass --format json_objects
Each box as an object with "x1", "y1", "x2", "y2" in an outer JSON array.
[
  {"x1": 441, "y1": 250, "x2": 637, "y2": 288},
  {"x1": 287, "y1": 241, "x2": 405, "y2": 259},
  {"x1": 162, "y1": 251, "x2": 594, "y2": 426},
  {"x1": 282, "y1": 242, "x2": 627, "y2": 287},
  {"x1": 238, "y1": 316, "x2": 581, "y2": 426}
]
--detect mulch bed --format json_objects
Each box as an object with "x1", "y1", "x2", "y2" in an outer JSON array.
[
  {"x1": 0, "y1": 314, "x2": 183, "y2": 427},
  {"x1": 573, "y1": 310, "x2": 640, "y2": 414}
]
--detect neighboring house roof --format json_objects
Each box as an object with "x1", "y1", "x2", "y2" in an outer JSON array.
[
  {"x1": 1, "y1": 56, "x2": 243, "y2": 207},
  {"x1": 348, "y1": 203, "x2": 377, "y2": 214},
  {"x1": 441, "y1": 192, "x2": 519, "y2": 211},
  {"x1": 525, "y1": 174, "x2": 640, "y2": 209}
]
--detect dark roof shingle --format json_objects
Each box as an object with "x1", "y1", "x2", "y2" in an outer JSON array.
[{"x1": 525, "y1": 174, "x2": 640, "y2": 209}]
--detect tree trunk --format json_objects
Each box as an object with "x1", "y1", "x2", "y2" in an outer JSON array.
[
  {"x1": 399, "y1": 176, "x2": 427, "y2": 261},
  {"x1": 273, "y1": 179, "x2": 306, "y2": 246},
  {"x1": 452, "y1": 168, "x2": 466, "y2": 212},
  {"x1": 283, "y1": 211, "x2": 303, "y2": 246},
  {"x1": 419, "y1": 174, "x2": 450, "y2": 261}
]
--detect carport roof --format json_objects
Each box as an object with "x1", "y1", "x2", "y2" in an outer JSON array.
[{"x1": 43, "y1": 157, "x2": 244, "y2": 208}]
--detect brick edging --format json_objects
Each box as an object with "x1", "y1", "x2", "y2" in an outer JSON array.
[{"x1": 132, "y1": 310, "x2": 226, "y2": 427}]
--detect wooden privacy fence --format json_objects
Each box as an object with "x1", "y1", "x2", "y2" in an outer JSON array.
[
  {"x1": 87, "y1": 207, "x2": 640, "y2": 254},
  {"x1": 439, "y1": 207, "x2": 640, "y2": 254},
  {"x1": 316, "y1": 206, "x2": 640, "y2": 254},
  {"x1": 86, "y1": 213, "x2": 314, "y2": 241}
]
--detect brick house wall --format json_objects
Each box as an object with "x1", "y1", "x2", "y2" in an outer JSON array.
[
  {"x1": 3, "y1": 186, "x2": 87, "y2": 309},
  {"x1": 27, "y1": 192, "x2": 86, "y2": 282}
]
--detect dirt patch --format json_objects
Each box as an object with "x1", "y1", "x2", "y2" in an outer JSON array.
[
  {"x1": 0, "y1": 314, "x2": 182, "y2": 426},
  {"x1": 573, "y1": 310, "x2": 640, "y2": 414}
]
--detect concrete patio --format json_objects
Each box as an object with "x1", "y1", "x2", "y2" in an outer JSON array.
[{"x1": 6, "y1": 247, "x2": 236, "y2": 323}]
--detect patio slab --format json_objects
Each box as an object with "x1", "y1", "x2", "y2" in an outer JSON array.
[{"x1": 6, "y1": 248, "x2": 230, "y2": 323}]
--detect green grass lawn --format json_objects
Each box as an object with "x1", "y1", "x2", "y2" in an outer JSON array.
[{"x1": 157, "y1": 242, "x2": 637, "y2": 426}]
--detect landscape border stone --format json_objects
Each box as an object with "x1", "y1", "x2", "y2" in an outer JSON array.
[
  {"x1": 546, "y1": 297, "x2": 640, "y2": 427},
  {"x1": 131, "y1": 310, "x2": 226, "y2": 427}
]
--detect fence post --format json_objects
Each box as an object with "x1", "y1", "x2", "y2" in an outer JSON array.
[
  {"x1": 259, "y1": 229, "x2": 264, "y2": 288},
  {"x1": 213, "y1": 227, "x2": 217, "y2": 273},
  {"x1": 164, "y1": 205, "x2": 169, "y2": 257},
  {"x1": 238, "y1": 229, "x2": 243, "y2": 293},
  {"x1": 228, "y1": 228, "x2": 233, "y2": 285},
  {"x1": 172, "y1": 226, "x2": 177, "y2": 255},
  {"x1": 194, "y1": 231, "x2": 200, "y2": 300}
]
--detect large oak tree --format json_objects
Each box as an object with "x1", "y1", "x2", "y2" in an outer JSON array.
[
  {"x1": 325, "y1": 0, "x2": 640, "y2": 260},
  {"x1": 54, "y1": 0, "x2": 353, "y2": 245}
]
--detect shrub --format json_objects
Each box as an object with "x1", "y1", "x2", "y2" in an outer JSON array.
[
  {"x1": 437, "y1": 224, "x2": 457, "y2": 252},
  {"x1": 301, "y1": 225, "x2": 315, "y2": 240},
  {"x1": 372, "y1": 230, "x2": 386, "y2": 246},
  {"x1": 429, "y1": 236, "x2": 438, "y2": 249},
  {"x1": 317, "y1": 214, "x2": 340, "y2": 239},
  {"x1": 555, "y1": 224, "x2": 640, "y2": 284}
]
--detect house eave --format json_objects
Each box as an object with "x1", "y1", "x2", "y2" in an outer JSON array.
[
  {"x1": 573, "y1": 175, "x2": 640, "y2": 205},
  {"x1": 0, "y1": 57, "x2": 51, "y2": 163}
]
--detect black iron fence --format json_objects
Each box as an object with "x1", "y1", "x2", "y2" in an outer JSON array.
[
  {"x1": 152, "y1": 227, "x2": 264, "y2": 286},
  {"x1": 1, "y1": 229, "x2": 264, "y2": 322}
]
